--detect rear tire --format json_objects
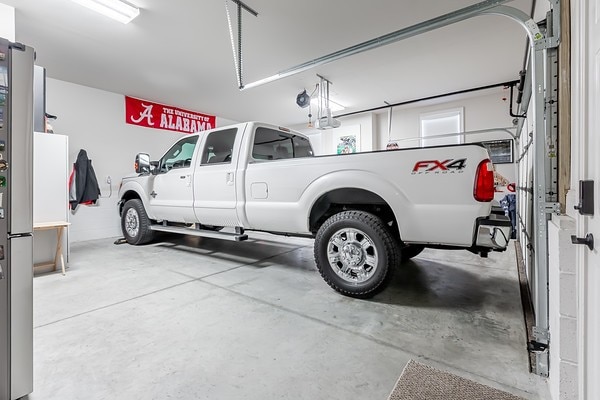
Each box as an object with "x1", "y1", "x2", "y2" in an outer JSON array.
[
  {"x1": 314, "y1": 211, "x2": 399, "y2": 298},
  {"x1": 400, "y1": 245, "x2": 425, "y2": 263},
  {"x1": 121, "y1": 199, "x2": 154, "y2": 245}
]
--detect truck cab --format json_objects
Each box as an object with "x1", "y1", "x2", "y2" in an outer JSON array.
[{"x1": 119, "y1": 122, "x2": 314, "y2": 232}]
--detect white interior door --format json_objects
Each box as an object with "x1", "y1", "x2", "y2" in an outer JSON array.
[{"x1": 582, "y1": 0, "x2": 600, "y2": 397}]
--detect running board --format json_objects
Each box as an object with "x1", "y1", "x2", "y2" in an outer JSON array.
[{"x1": 149, "y1": 225, "x2": 248, "y2": 241}]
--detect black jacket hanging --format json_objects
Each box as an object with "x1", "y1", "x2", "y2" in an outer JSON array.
[{"x1": 69, "y1": 149, "x2": 101, "y2": 210}]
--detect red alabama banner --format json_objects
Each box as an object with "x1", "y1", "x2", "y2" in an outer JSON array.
[{"x1": 125, "y1": 96, "x2": 216, "y2": 134}]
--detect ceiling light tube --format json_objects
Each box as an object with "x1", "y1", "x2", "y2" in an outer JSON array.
[{"x1": 70, "y1": 0, "x2": 140, "y2": 24}]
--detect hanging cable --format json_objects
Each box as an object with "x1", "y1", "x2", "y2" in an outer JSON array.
[
  {"x1": 384, "y1": 101, "x2": 393, "y2": 142},
  {"x1": 317, "y1": 77, "x2": 324, "y2": 121},
  {"x1": 307, "y1": 84, "x2": 319, "y2": 127},
  {"x1": 509, "y1": 71, "x2": 527, "y2": 118},
  {"x1": 326, "y1": 78, "x2": 330, "y2": 110}
]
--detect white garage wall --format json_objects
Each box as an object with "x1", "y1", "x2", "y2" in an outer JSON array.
[
  {"x1": 293, "y1": 113, "x2": 375, "y2": 155},
  {"x1": 373, "y1": 90, "x2": 514, "y2": 149},
  {"x1": 294, "y1": 89, "x2": 516, "y2": 189},
  {"x1": 295, "y1": 90, "x2": 514, "y2": 153},
  {"x1": 46, "y1": 78, "x2": 236, "y2": 243},
  {"x1": 0, "y1": 3, "x2": 15, "y2": 41}
]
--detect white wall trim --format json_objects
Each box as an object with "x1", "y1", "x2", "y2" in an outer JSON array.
[
  {"x1": 548, "y1": 215, "x2": 577, "y2": 400},
  {"x1": 571, "y1": 0, "x2": 588, "y2": 398}
]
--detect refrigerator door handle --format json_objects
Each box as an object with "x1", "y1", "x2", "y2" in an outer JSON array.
[
  {"x1": 7, "y1": 233, "x2": 31, "y2": 239},
  {"x1": 8, "y1": 44, "x2": 35, "y2": 235}
]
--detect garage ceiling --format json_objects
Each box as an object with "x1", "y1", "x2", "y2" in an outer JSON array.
[{"x1": 4, "y1": 0, "x2": 544, "y2": 126}]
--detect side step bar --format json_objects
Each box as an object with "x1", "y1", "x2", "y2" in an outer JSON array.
[{"x1": 149, "y1": 225, "x2": 248, "y2": 241}]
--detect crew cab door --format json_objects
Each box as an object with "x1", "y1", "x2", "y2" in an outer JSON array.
[
  {"x1": 149, "y1": 135, "x2": 198, "y2": 222},
  {"x1": 193, "y1": 127, "x2": 242, "y2": 226},
  {"x1": 243, "y1": 127, "x2": 314, "y2": 231}
]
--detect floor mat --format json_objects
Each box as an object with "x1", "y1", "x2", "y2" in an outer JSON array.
[{"x1": 388, "y1": 360, "x2": 525, "y2": 400}]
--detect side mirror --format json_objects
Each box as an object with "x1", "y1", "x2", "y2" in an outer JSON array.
[{"x1": 135, "y1": 153, "x2": 151, "y2": 174}]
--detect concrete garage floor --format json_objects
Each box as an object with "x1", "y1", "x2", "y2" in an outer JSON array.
[{"x1": 29, "y1": 233, "x2": 548, "y2": 400}]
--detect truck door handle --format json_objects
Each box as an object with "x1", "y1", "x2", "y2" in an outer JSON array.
[
  {"x1": 180, "y1": 174, "x2": 192, "y2": 187},
  {"x1": 226, "y1": 172, "x2": 234, "y2": 185},
  {"x1": 571, "y1": 233, "x2": 594, "y2": 251}
]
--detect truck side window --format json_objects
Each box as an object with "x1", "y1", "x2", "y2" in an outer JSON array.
[
  {"x1": 292, "y1": 135, "x2": 313, "y2": 158},
  {"x1": 252, "y1": 128, "x2": 314, "y2": 161},
  {"x1": 158, "y1": 136, "x2": 198, "y2": 173},
  {"x1": 200, "y1": 128, "x2": 238, "y2": 165}
]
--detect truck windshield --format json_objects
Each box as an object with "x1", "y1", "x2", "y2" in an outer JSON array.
[{"x1": 252, "y1": 127, "x2": 313, "y2": 161}]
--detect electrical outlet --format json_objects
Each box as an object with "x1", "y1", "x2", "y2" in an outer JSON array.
[{"x1": 106, "y1": 176, "x2": 112, "y2": 185}]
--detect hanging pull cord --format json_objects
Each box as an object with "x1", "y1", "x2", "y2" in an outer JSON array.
[
  {"x1": 307, "y1": 84, "x2": 319, "y2": 126},
  {"x1": 384, "y1": 101, "x2": 393, "y2": 143}
]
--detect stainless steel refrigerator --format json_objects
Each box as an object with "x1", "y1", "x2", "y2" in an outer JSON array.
[{"x1": 0, "y1": 38, "x2": 35, "y2": 400}]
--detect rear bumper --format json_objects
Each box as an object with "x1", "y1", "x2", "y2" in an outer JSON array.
[{"x1": 475, "y1": 214, "x2": 512, "y2": 250}]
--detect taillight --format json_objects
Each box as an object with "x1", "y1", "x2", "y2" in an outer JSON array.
[{"x1": 474, "y1": 159, "x2": 495, "y2": 202}]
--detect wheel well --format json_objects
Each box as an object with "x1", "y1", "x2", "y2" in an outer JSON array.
[
  {"x1": 309, "y1": 188, "x2": 399, "y2": 238},
  {"x1": 119, "y1": 190, "x2": 141, "y2": 215}
]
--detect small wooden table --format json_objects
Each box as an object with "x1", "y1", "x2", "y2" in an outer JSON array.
[{"x1": 34, "y1": 221, "x2": 70, "y2": 275}]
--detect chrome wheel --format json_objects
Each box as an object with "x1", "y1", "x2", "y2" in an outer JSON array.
[
  {"x1": 327, "y1": 228, "x2": 379, "y2": 284},
  {"x1": 125, "y1": 207, "x2": 140, "y2": 238},
  {"x1": 121, "y1": 199, "x2": 154, "y2": 245},
  {"x1": 315, "y1": 211, "x2": 397, "y2": 298}
]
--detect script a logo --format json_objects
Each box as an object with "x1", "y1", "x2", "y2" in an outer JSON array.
[
  {"x1": 130, "y1": 103, "x2": 155, "y2": 126},
  {"x1": 412, "y1": 158, "x2": 467, "y2": 174}
]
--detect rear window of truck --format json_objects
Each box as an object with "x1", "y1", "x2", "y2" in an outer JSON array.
[{"x1": 252, "y1": 128, "x2": 313, "y2": 161}]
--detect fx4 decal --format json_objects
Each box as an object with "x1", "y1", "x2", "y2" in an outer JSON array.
[{"x1": 412, "y1": 158, "x2": 467, "y2": 174}]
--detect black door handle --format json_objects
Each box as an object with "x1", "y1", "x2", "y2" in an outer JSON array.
[{"x1": 571, "y1": 234, "x2": 594, "y2": 251}]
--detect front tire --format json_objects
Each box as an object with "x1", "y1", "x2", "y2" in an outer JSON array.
[
  {"x1": 121, "y1": 199, "x2": 154, "y2": 245},
  {"x1": 314, "y1": 211, "x2": 399, "y2": 298}
]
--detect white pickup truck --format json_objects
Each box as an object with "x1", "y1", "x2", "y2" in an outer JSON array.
[{"x1": 118, "y1": 122, "x2": 511, "y2": 298}]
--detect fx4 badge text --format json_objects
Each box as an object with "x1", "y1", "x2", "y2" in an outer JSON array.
[{"x1": 412, "y1": 158, "x2": 467, "y2": 174}]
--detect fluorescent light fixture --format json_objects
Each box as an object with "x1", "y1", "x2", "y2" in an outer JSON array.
[
  {"x1": 310, "y1": 97, "x2": 345, "y2": 112},
  {"x1": 70, "y1": 0, "x2": 140, "y2": 24}
]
